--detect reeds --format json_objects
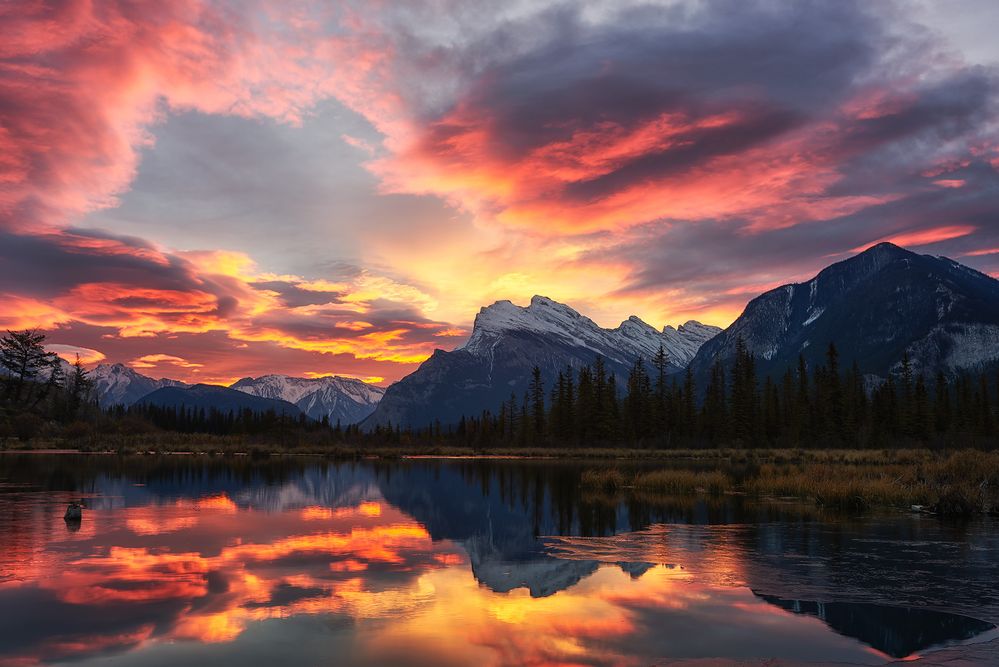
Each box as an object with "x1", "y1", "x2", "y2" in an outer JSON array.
[
  {"x1": 580, "y1": 468, "x2": 730, "y2": 495},
  {"x1": 578, "y1": 449, "x2": 999, "y2": 514},
  {"x1": 632, "y1": 469, "x2": 730, "y2": 495}
]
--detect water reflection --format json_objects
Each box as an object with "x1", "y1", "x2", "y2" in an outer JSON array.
[
  {"x1": 755, "y1": 594, "x2": 996, "y2": 658},
  {"x1": 0, "y1": 455, "x2": 997, "y2": 666}
]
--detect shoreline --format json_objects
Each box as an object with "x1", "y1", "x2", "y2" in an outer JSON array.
[{"x1": 3, "y1": 444, "x2": 997, "y2": 517}]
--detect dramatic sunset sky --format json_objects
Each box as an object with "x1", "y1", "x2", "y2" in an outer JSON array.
[{"x1": 3, "y1": 0, "x2": 999, "y2": 385}]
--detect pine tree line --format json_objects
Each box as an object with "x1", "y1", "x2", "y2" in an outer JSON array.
[
  {"x1": 6, "y1": 327, "x2": 999, "y2": 449},
  {"x1": 116, "y1": 403, "x2": 334, "y2": 437},
  {"x1": 399, "y1": 340, "x2": 999, "y2": 449},
  {"x1": 1, "y1": 330, "x2": 97, "y2": 439}
]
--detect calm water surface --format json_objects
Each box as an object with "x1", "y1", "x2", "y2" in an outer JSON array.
[{"x1": 1, "y1": 455, "x2": 997, "y2": 666}]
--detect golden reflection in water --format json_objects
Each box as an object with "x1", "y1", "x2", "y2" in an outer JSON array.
[
  {"x1": 544, "y1": 525, "x2": 751, "y2": 588},
  {"x1": 0, "y1": 495, "x2": 468, "y2": 665},
  {"x1": 0, "y1": 494, "x2": 896, "y2": 667}
]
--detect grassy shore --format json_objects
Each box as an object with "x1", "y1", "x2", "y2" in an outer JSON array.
[
  {"x1": 2, "y1": 433, "x2": 983, "y2": 462},
  {"x1": 4, "y1": 437, "x2": 998, "y2": 515},
  {"x1": 580, "y1": 449, "x2": 999, "y2": 515}
]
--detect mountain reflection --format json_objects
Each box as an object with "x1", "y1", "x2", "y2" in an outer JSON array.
[
  {"x1": 1, "y1": 455, "x2": 997, "y2": 666},
  {"x1": 754, "y1": 594, "x2": 996, "y2": 658}
]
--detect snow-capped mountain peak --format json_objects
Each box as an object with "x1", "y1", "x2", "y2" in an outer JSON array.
[
  {"x1": 463, "y1": 296, "x2": 596, "y2": 353},
  {"x1": 462, "y1": 295, "x2": 720, "y2": 367},
  {"x1": 230, "y1": 374, "x2": 384, "y2": 425},
  {"x1": 366, "y1": 296, "x2": 721, "y2": 429},
  {"x1": 86, "y1": 365, "x2": 385, "y2": 423},
  {"x1": 90, "y1": 363, "x2": 188, "y2": 406}
]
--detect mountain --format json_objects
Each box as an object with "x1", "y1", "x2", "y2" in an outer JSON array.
[
  {"x1": 754, "y1": 593, "x2": 995, "y2": 659},
  {"x1": 135, "y1": 384, "x2": 304, "y2": 417},
  {"x1": 230, "y1": 375, "x2": 384, "y2": 425},
  {"x1": 364, "y1": 295, "x2": 721, "y2": 429},
  {"x1": 689, "y1": 242, "x2": 999, "y2": 382},
  {"x1": 90, "y1": 363, "x2": 188, "y2": 406}
]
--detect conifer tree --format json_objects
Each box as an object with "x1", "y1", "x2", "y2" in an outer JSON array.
[
  {"x1": 703, "y1": 361, "x2": 727, "y2": 443},
  {"x1": 729, "y1": 337, "x2": 757, "y2": 445},
  {"x1": 682, "y1": 367, "x2": 696, "y2": 439},
  {"x1": 913, "y1": 374, "x2": 931, "y2": 441},
  {"x1": 530, "y1": 366, "x2": 546, "y2": 436},
  {"x1": 652, "y1": 344, "x2": 669, "y2": 434},
  {"x1": 899, "y1": 351, "x2": 914, "y2": 436},
  {"x1": 1, "y1": 329, "x2": 59, "y2": 408},
  {"x1": 933, "y1": 371, "x2": 951, "y2": 435},
  {"x1": 66, "y1": 354, "x2": 93, "y2": 419}
]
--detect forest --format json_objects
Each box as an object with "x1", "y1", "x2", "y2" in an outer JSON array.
[
  {"x1": 393, "y1": 340, "x2": 999, "y2": 450},
  {"x1": 3, "y1": 329, "x2": 999, "y2": 449}
]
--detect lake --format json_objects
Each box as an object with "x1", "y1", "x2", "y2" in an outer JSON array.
[{"x1": 1, "y1": 454, "x2": 997, "y2": 666}]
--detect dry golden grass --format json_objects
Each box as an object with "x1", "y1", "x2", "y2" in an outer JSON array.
[
  {"x1": 580, "y1": 468, "x2": 729, "y2": 495},
  {"x1": 580, "y1": 468, "x2": 626, "y2": 491},
  {"x1": 579, "y1": 449, "x2": 999, "y2": 514},
  {"x1": 632, "y1": 469, "x2": 730, "y2": 495},
  {"x1": 743, "y1": 463, "x2": 927, "y2": 510}
]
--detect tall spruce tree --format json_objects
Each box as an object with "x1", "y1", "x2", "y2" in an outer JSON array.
[
  {"x1": 1, "y1": 329, "x2": 60, "y2": 409},
  {"x1": 530, "y1": 366, "x2": 546, "y2": 436}
]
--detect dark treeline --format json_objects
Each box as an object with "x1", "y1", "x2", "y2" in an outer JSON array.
[
  {"x1": 115, "y1": 402, "x2": 355, "y2": 439},
  {"x1": 385, "y1": 340, "x2": 999, "y2": 449},
  {"x1": 0, "y1": 330, "x2": 98, "y2": 440},
  {"x1": 4, "y1": 328, "x2": 999, "y2": 449},
  {"x1": 0, "y1": 329, "x2": 353, "y2": 443}
]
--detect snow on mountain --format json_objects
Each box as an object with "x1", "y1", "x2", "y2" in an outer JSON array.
[
  {"x1": 90, "y1": 363, "x2": 188, "y2": 406},
  {"x1": 689, "y1": 242, "x2": 999, "y2": 383},
  {"x1": 230, "y1": 375, "x2": 384, "y2": 425},
  {"x1": 462, "y1": 296, "x2": 718, "y2": 368},
  {"x1": 364, "y1": 295, "x2": 721, "y2": 429},
  {"x1": 83, "y1": 363, "x2": 384, "y2": 423}
]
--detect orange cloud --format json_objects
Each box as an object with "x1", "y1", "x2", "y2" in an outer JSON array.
[
  {"x1": 0, "y1": 295, "x2": 73, "y2": 330},
  {"x1": 851, "y1": 225, "x2": 977, "y2": 252},
  {"x1": 4, "y1": 0, "x2": 999, "y2": 386},
  {"x1": 0, "y1": 0, "x2": 351, "y2": 232},
  {"x1": 963, "y1": 247, "x2": 999, "y2": 257},
  {"x1": 0, "y1": 229, "x2": 460, "y2": 381},
  {"x1": 45, "y1": 344, "x2": 106, "y2": 365},
  {"x1": 933, "y1": 179, "x2": 966, "y2": 188},
  {"x1": 131, "y1": 354, "x2": 204, "y2": 370}
]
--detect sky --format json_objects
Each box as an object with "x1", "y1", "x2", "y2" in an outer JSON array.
[{"x1": 2, "y1": 0, "x2": 999, "y2": 385}]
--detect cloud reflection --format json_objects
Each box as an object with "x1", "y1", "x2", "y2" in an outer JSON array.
[{"x1": 1, "y1": 460, "x2": 997, "y2": 666}]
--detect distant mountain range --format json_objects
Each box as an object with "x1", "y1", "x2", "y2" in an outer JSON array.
[
  {"x1": 689, "y1": 242, "x2": 999, "y2": 382},
  {"x1": 136, "y1": 384, "x2": 304, "y2": 418},
  {"x1": 89, "y1": 364, "x2": 383, "y2": 425},
  {"x1": 91, "y1": 363, "x2": 188, "y2": 407},
  {"x1": 363, "y1": 295, "x2": 721, "y2": 429},
  {"x1": 230, "y1": 375, "x2": 384, "y2": 425},
  {"x1": 81, "y1": 243, "x2": 999, "y2": 429}
]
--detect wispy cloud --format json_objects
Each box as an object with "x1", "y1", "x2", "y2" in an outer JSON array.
[{"x1": 3, "y1": 0, "x2": 999, "y2": 379}]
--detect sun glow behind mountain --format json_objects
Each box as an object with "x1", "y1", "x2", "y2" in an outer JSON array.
[{"x1": 3, "y1": 1, "x2": 999, "y2": 383}]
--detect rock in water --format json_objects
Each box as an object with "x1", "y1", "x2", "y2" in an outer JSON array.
[{"x1": 64, "y1": 503, "x2": 82, "y2": 521}]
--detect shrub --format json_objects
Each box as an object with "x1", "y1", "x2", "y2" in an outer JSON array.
[{"x1": 580, "y1": 468, "x2": 625, "y2": 492}]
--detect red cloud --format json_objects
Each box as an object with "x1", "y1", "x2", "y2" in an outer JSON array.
[
  {"x1": 0, "y1": 2, "x2": 466, "y2": 380},
  {"x1": 312, "y1": 5, "x2": 994, "y2": 243},
  {"x1": 4, "y1": 0, "x2": 999, "y2": 382},
  {"x1": 851, "y1": 225, "x2": 977, "y2": 253},
  {"x1": 0, "y1": 0, "x2": 343, "y2": 231},
  {"x1": 0, "y1": 229, "x2": 459, "y2": 383}
]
